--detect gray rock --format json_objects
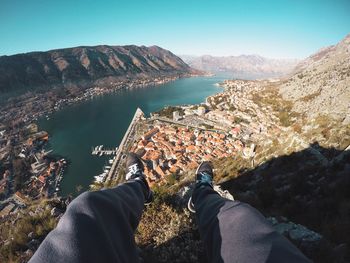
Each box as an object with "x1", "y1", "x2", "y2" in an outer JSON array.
[
  {"x1": 24, "y1": 249, "x2": 33, "y2": 256},
  {"x1": 274, "y1": 223, "x2": 294, "y2": 235},
  {"x1": 289, "y1": 227, "x2": 321, "y2": 242},
  {"x1": 176, "y1": 184, "x2": 234, "y2": 209},
  {"x1": 213, "y1": 185, "x2": 234, "y2": 200},
  {"x1": 268, "y1": 217, "x2": 322, "y2": 243},
  {"x1": 178, "y1": 186, "x2": 192, "y2": 200},
  {"x1": 27, "y1": 231, "x2": 34, "y2": 239}
]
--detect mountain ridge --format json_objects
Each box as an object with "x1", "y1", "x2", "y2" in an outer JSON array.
[
  {"x1": 180, "y1": 54, "x2": 300, "y2": 79},
  {"x1": 0, "y1": 45, "x2": 196, "y2": 94},
  {"x1": 279, "y1": 33, "x2": 350, "y2": 123}
]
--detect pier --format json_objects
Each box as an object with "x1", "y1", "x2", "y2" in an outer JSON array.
[
  {"x1": 105, "y1": 108, "x2": 145, "y2": 183},
  {"x1": 91, "y1": 145, "x2": 118, "y2": 156}
]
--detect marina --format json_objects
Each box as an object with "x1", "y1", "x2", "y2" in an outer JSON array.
[
  {"x1": 53, "y1": 158, "x2": 67, "y2": 195},
  {"x1": 91, "y1": 145, "x2": 118, "y2": 156},
  {"x1": 92, "y1": 156, "x2": 116, "y2": 184},
  {"x1": 38, "y1": 75, "x2": 226, "y2": 195}
]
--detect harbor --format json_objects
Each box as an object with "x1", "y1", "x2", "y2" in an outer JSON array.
[
  {"x1": 105, "y1": 108, "x2": 145, "y2": 184},
  {"x1": 91, "y1": 145, "x2": 118, "y2": 156},
  {"x1": 92, "y1": 156, "x2": 116, "y2": 184},
  {"x1": 38, "y1": 76, "x2": 225, "y2": 195},
  {"x1": 91, "y1": 108, "x2": 145, "y2": 186}
]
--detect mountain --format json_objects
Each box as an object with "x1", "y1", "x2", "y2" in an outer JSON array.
[
  {"x1": 180, "y1": 54, "x2": 299, "y2": 79},
  {"x1": 0, "y1": 45, "x2": 195, "y2": 94},
  {"x1": 279, "y1": 34, "x2": 350, "y2": 123}
]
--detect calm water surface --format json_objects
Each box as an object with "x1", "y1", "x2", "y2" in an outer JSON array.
[{"x1": 38, "y1": 76, "x2": 227, "y2": 195}]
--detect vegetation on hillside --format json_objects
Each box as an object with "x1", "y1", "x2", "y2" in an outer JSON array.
[
  {"x1": 155, "y1": 106, "x2": 185, "y2": 119},
  {"x1": 251, "y1": 83, "x2": 299, "y2": 127},
  {"x1": 135, "y1": 189, "x2": 204, "y2": 263},
  {"x1": 0, "y1": 199, "x2": 64, "y2": 262}
]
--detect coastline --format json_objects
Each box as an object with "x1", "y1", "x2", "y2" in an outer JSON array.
[
  {"x1": 0, "y1": 73, "x2": 202, "y2": 201},
  {"x1": 1, "y1": 74, "x2": 198, "y2": 127},
  {"x1": 95, "y1": 80, "x2": 227, "y2": 188}
]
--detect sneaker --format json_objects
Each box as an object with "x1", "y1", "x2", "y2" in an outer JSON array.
[
  {"x1": 195, "y1": 161, "x2": 214, "y2": 187},
  {"x1": 126, "y1": 152, "x2": 144, "y2": 180},
  {"x1": 125, "y1": 153, "x2": 153, "y2": 204},
  {"x1": 188, "y1": 161, "x2": 214, "y2": 213}
]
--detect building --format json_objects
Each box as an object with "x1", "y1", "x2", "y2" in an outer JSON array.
[
  {"x1": 142, "y1": 128, "x2": 159, "y2": 141},
  {"x1": 184, "y1": 109, "x2": 193, "y2": 116},
  {"x1": 26, "y1": 123, "x2": 38, "y2": 134},
  {"x1": 31, "y1": 131, "x2": 49, "y2": 142},
  {"x1": 14, "y1": 191, "x2": 27, "y2": 205},
  {"x1": 0, "y1": 203, "x2": 15, "y2": 218},
  {"x1": 197, "y1": 106, "x2": 206, "y2": 116},
  {"x1": 173, "y1": 111, "x2": 181, "y2": 121},
  {"x1": 31, "y1": 161, "x2": 47, "y2": 175}
]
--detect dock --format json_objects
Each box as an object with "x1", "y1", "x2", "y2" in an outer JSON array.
[
  {"x1": 105, "y1": 108, "x2": 144, "y2": 183},
  {"x1": 91, "y1": 145, "x2": 118, "y2": 156}
]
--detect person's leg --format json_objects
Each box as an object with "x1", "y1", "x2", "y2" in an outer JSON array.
[
  {"x1": 192, "y1": 185, "x2": 227, "y2": 262},
  {"x1": 30, "y1": 153, "x2": 151, "y2": 263},
  {"x1": 192, "y1": 162, "x2": 312, "y2": 263},
  {"x1": 29, "y1": 180, "x2": 147, "y2": 263}
]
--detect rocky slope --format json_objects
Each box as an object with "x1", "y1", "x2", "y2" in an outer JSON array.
[
  {"x1": 279, "y1": 34, "x2": 350, "y2": 123},
  {"x1": 0, "y1": 45, "x2": 195, "y2": 94},
  {"x1": 181, "y1": 54, "x2": 299, "y2": 79}
]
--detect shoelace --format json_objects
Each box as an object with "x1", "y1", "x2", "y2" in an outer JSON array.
[
  {"x1": 126, "y1": 164, "x2": 141, "y2": 180},
  {"x1": 197, "y1": 172, "x2": 213, "y2": 186}
]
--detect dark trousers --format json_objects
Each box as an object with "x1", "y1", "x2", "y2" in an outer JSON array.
[
  {"x1": 29, "y1": 181, "x2": 311, "y2": 263},
  {"x1": 192, "y1": 185, "x2": 311, "y2": 263}
]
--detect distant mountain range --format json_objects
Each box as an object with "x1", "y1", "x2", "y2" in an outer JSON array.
[
  {"x1": 279, "y1": 34, "x2": 350, "y2": 123},
  {"x1": 180, "y1": 54, "x2": 300, "y2": 79},
  {"x1": 0, "y1": 45, "x2": 195, "y2": 94}
]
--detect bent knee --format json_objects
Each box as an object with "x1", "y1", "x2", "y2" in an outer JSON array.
[{"x1": 67, "y1": 191, "x2": 99, "y2": 211}]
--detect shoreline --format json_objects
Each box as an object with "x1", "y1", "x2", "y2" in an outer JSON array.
[
  {"x1": 0, "y1": 73, "x2": 202, "y2": 202},
  {"x1": 94, "y1": 82, "x2": 227, "y2": 188},
  {"x1": 42, "y1": 75, "x2": 198, "y2": 194},
  {"x1": 0, "y1": 73, "x2": 200, "y2": 128}
]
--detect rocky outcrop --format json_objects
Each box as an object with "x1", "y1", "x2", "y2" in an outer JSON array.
[
  {"x1": 0, "y1": 45, "x2": 196, "y2": 94},
  {"x1": 181, "y1": 54, "x2": 299, "y2": 79},
  {"x1": 279, "y1": 34, "x2": 350, "y2": 123}
]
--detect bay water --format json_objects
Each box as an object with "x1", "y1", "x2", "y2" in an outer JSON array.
[{"x1": 38, "y1": 75, "x2": 228, "y2": 196}]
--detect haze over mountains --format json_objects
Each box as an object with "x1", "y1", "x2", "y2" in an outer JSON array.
[
  {"x1": 0, "y1": 45, "x2": 195, "y2": 94},
  {"x1": 181, "y1": 54, "x2": 300, "y2": 79}
]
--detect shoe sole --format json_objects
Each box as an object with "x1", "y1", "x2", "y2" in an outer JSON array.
[{"x1": 187, "y1": 197, "x2": 196, "y2": 213}]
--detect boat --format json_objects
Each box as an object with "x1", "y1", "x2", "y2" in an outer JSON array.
[
  {"x1": 94, "y1": 174, "x2": 104, "y2": 179},
  {"x1": 95, "y1": 178, "x2": 103, "y2": 183}
]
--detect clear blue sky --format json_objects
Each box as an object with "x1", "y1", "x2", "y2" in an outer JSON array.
[{"x1": 1, "y1": 0, "x2": 349, "y2": 58}]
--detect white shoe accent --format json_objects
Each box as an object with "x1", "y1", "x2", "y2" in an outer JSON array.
[
  {"x1": 126, "y1": 164, "x2": 140, "y2": 180},
  {"x1": 195, "y1": 161, "x2": 204, "y2": 175},
  {"x1": 187, "y1": 197, "x2": 196, "y2": 213},
  {"x1": 187, "y1": 185, "x2": 234, "y2": 213}
]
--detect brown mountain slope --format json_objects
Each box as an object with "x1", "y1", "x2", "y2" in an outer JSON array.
[
  {"x1": 279, "y1": 34, "x2": 350, "y2": 123},
  {"x1": 0, "y1": 45, "x2": 195, "y2": 94}
]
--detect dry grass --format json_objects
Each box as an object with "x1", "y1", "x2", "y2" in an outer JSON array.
[
  {"x1": 0, "y1": 200, "x2": 59, "y2": 263},
  {"x1": 251, "y1": 83, "x2": 298, "y2": 127}
]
